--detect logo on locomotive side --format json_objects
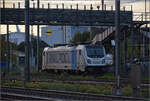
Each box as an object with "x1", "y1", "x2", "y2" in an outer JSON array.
[{"x1": 46, "y1": 29, "x2": 52, "y2": 36}]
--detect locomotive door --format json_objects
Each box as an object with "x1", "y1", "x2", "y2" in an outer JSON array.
[
  {"x1": 72, "y1": 50, "x2": 76, "y2": 70},
  {"x1": 77, "y1": 50, "x2": 84, "y2": 71}
]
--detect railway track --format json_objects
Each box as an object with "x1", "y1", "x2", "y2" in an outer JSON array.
[
  {"x1": 2, "y1": 78, "x2": 149, "y2": 88},
  {"x1": 29, "y1": 78, "x2": 150, "y2": 88},
  {"x1": 31, "y1": 78, "x2": 149, "y2": 86},
  {"x1": 1, "y1": 93, "x2": 50, "y2": 100},
  {"x1": 1, "y1": 86, "x2": 148, "y2": 101}
]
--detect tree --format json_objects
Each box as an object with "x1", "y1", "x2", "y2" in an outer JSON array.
[
  {"x1": 0, "y1": 35, "x2": 18, "y2": 69},
  {"x1": 17, "y1": 38, "x2": 49, "y2": 67},
  {"x1": 0, "y1": 35, "x2": 6, "y2": 61},
  {"x1": 18, "y1": 42, "x2": 25, "y2": 52},
  {"x1": 82, "y1": 30, "x2": 90, "y2": 42},
  {"x1": 70, "y1": 30, "x2": 90, "y2": 44}
]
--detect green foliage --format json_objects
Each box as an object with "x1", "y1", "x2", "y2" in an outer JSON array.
[
  {"x1": 120, "y1": 38, "x2": 141, "y2": 64},
  {"x1": 0, "y1": 36, "x2": 7, "y2": 61},
  {"x1": 2, "y1": 80, "x2": 149, "y2": 98},
  {"x1": 0, "y1": 35, "x2": 18, "y2": 65},
  {"x1": 18, "y1": 38, "x2": 49, "y2": 67},
  {"x1": 97, "y1": 74, "x2": 115, "y2": 80},
  {"x1": 82, "y1": 30, "x2": 90, "y2": 42},
  {"x1": 25, "y1": 83, "x2": 40, "y2": 88},
  {"x1": 25, "y1": 81, "x2": 112, "y2": 95},
  {"x1": 31, "y1": 72, "x2": 58, "y2": 78},
  {"x1": 70, "y1": 31, "x2": 82, "y2": 44},
  {"x1": 120, "y1": 39, "x2": 131, "y2": 63},
  {"x1": 142, "y1": 77, "x2": 150, "y2": 81},
  {"x1": 8, "y1": 70, "x2": 21, "y2": 76},
  {"x1": 70, "y1": 30, "x2": 90, "y2": 44},
  {"x1": 139, "y1": 88, "x2": 150, "y2": 98},
  {"x1": 31, "y1": 72, "x2": 116, "y2": 81},
  {"x1": 3, "y1": 81, "x2": 22, "y2": 87},
  {"x1": 17, "y1": 42, "x2": 25, "y2": 52},
  {"x1": 122, "y1": 85, "x2": 132, "y2": 96},
  {"x1": 18, "y1": 38, "x2": 48, "y2": 54},
  {"x1": 32, "y1": 72, "x2": 150, "y2": 82}
]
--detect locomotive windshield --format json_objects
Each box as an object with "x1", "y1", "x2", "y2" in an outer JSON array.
[{"x1": 86, "y1": 46, "x2": 104, "y2": 58}]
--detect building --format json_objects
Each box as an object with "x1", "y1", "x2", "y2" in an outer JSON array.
[
  {"x1": 3, "y1": 25, "x2": 36, "y2": 45},
  {"x1": 41, "y1": 26, "x2": 90, "y2": 46},
  {"x1": 6, "y1": 32, "x2": 25, "y2": 45}
]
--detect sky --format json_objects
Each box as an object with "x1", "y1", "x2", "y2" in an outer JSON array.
[{"x1": 0, "y1": 0, "x2": 150, "y2": 35}]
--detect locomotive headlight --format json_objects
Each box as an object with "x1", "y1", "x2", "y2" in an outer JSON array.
[
  {"x1": 102, "y1": 59, "x2": 105, "y2": 64},
  {"x1": 87, "y1": 59, "x2": 91, "y2": 64}
]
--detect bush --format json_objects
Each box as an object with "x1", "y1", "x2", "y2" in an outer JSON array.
[
  {"x1": 122, "y1": 85, "x2": 132, "y2": 96},
  {"x1": 25, "y1": 83, "x2": 40, "y2": 88},
  {"x1": 3, "y1": 81, "x2": 22, "y2": 87}
]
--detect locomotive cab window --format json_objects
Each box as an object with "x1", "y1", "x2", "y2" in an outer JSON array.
[{"x1": 86, "y1": 46, "x2": 104, "y2": 58}]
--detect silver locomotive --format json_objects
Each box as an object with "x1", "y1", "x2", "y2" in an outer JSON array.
[{"x1": 42, "y1": 45, "x2": 113, "y2": 73}]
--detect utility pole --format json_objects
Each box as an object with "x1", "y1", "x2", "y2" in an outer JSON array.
[
  {"x1": 3, "y1": 0, "x2": 5, "y2": 8},
  {"x1": 130, "y1": 6, "x2": 134, "y2": 63},
  {"x1": 145, "y1": 0, "x2": 147, "y2": 21},
  {"x1": 6, "y1": 24, "x2": 10, "y2": 73},
  {"x1": 143, "y1": 0, "x2": 147, "y2": 57},
  {"x1": 124, "y1": 30, "x2": 127, "y2": 71},
  {"x1": 25, "y1": 0, "x2": 30, "y2": 82},
  {"x1": 31, "y1": 25, "x2": 34, "y2": 71},
  {"x1": 3, "y1": 0, "x2": 5, "y2": 23},
  {"x1": 37, "y1": 0, "x2": 40, "y2": 72},
  {"x1": 115, "y1": 0, "x2": 121, "y2": 95}
]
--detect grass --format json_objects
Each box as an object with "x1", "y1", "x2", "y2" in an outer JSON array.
[
  {"x1": 96, "y1": 74, "x2": 115, "y2": 80},
  {"x1": 31, "y1": 72, "x2": 116, "y2": 81},
  {"x1": 2, "y1": 81, "x2": 22, "y2": 87},
  {"x1": 122, "y1": 85, "x2": 132, "y2": 96},
  {"x1": 2, "y1": 80, "x2": 149, "y2": 98},
  {"x1": 2, "y1": 80, "x2": 112, "y2": 95},
  {"x1": 25, "y1": 81, "x2": 112, "y2": 95},
  {"x1": 142, "y1": 77, "x2": 150, "y2": 81},
  {"x1": 139, "y1": 90, "x2": 150, "y2": 98},
  {"x1": 3, "y1": 69, "x2": 149, "y2": 82},
  {"x1": 30, "y1": 71, "x2": 150, "y2": 82}
]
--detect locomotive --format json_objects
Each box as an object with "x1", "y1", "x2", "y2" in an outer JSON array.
[{"x1": 42, "y1": 45, "x2": 113, "y2": 73}]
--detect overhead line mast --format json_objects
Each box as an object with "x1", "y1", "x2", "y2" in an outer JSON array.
[
  {"x1": 25, "y1": 0, "x2": 30, "y2": 82},
  {"x1": 115, "y1": 0, "x2": 121, "y2": 95},
  {"x1": 37, "y1": 0, "x2": 40, "y2": 72}
]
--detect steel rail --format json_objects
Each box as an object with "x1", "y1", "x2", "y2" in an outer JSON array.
[
  {"x1": 2, "y1": 78, "x2": 149, "y2": 87},
  {"x1": 31, "y1": 78, "x2": 150, "y2": 87},
  {"x1": 1, "y1": 86, "x2": 148, "y2": 101},
  {"x1": 1, "y1": 92, "x2": 50, "y2": 100}
]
